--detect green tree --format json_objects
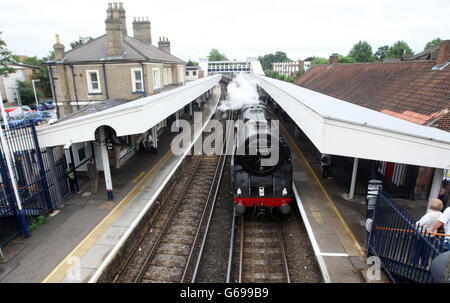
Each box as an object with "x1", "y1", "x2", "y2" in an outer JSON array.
[
  {"x1": 375, "y1": 45, "x2": 389, "y2": 61},
  {"x1": 294, "y1": 69, "x2": 305, "y2": 79},
  {"x1": 17, "y1": 80, "x2": 41, "y2": 105},
  {"x1": 258, "y1": 51, "x2": 291, "y2": 71},
  {"x1": 21, "y1": 55, "x2": 52, "y2": 97},
  {"x1": 70, "y1": 36, "x2": 94, "y2": 49},
  {"x1": 186, "y1": 59, "x2": 198, "y2": 66},
  {"x1": 310, "y1": 57, "x2": 329, "y2": 65},
  {"x1": 277, "y1": 74, "x2": 286, "y2": 81},
  {"x1": 386, "y1": 41, "x2": 413, "y2": 58},
  {"x1": 0, "y1": 32, "x2": 16, "y2": 76},
  {"x1": 208, "y1": 49, "x2": 228, "y2": 61},
  {"x1": 348, "y1": 41, "x2": 376, "y2": 62},
  {"x1": 264, "y1": 70, "x2": 279, "y2": 78},
  {"x1": 424, "y1": 38, "x2": 442, "y2": 50}
]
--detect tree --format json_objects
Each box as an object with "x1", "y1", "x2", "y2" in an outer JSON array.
[
  {"x1": 258, "y1": 51, "x2": 291, "y2": 71},
  {"x1": 386, "y1": 41, "x2": 413, "y2": 58},
  {"x1": 0, "y1": 32, "x2": 16, "y2": 76},
  {"x1": 348, "y1": 41, "x2": 376, "y2": 62},
  {"x1": 70, "y1": 36, "x2": 94, "y2": 49},
  {"x1": 264, "y1": 70, "x2": 279, "y2": 78},
  {"x1": 21, "y1": 55, "x2": 52, "y2": 97},
  {"x1": 424, "y1": 38, "x2": 442, "y2": 50},
  {"x1": 375, "y1": 45, "x2": 389, "y2": 61},
  {"x1": 310, "y1": 57, "x2": 329, "y2": 65},
  {"x1": 186, "y1": 60, "x2": 198, "y2": 66},
  {"x1": 294, "y1": 69, "x2": 305, "y2": 79},
  {"x1": 17, "y1": 80, "x2": 41, "y2": 105},
  {"x1": 208, "y1": 49, "x2": 228, "y2": 61}
]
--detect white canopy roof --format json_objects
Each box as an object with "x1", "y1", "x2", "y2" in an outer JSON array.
[
  {"x1": 37, "y1": 75, "x2": 221, "y2": 148},
  {"x1": 251, "y1": 75, "x2": 450, "y2": 169}
]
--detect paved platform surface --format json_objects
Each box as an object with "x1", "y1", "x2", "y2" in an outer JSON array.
[
  {"x1": 279, "y1": 117, "x2": 390, "y2": 283},
  {"x1": 0, "y1": 87, "x2": 220, "y2": 283}
]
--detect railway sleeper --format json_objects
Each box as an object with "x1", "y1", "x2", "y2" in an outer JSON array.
[
  {"x1": 157, "y1": 243, "x2": 192, "y2": 255},
  {"x1": 142, "y1": 265, "x2": 183, "y2": 282},
  {"x1": 150, "y1": 253, "x2": 187, "y2": 268}
]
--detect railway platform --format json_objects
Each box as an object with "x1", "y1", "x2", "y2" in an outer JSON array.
[
  {"x1": 0, "y1": 87, "x2": 220, "y2": 283},
  {"x1": 279, "y1": 117, "x2": 390, "y2": 283}
]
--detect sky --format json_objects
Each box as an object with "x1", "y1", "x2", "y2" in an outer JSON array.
[{"x1": 1, "y1": 0, "x2": 449, "y2": 62}]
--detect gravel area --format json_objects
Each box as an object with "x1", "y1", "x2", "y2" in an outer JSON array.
[
  {"x1": 194, "y1": 158, "x2": 234, "y2": 283},
  {"x1": 280, "y1": 204, "x2": 322, "y2": 283}
]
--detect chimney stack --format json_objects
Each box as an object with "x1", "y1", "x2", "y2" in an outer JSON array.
[
  {"x1": 118, "y1": 2, "x2": 127, "y2": 36},
  {"x1": 436, "y1": 40, "x2": 450, "y2": 65},
  {"x1": 105, "y1": 3, "x2": 124, "y2": 57},
  {"x1": 158, "y1": 36, "x2": 171, "y2": 54},
  {"x1": 329, "y1": 55, "x2": 338, "y2": 65},
  {"x1": 133, "y1": 16, "x2": 152, "y2": 44},
  {"x1": 53, "y1": 34, "x2": 65, "y2": 61}
]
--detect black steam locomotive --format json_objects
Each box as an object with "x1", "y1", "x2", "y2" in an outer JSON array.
[{"x1": 231, "y1": 102, "x2": 293, "y2": 216}]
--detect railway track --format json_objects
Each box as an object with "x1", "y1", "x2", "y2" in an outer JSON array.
[
  {"x1": 113, "y1": 110, "x2": 231, "y2": 283},
  {"x1": 228, "y1": 215, "x2": 291, "y2": 283}
]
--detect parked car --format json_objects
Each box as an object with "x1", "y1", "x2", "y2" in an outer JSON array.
[
  {"x1": 21, "y1": 106, "x2": 34, "y2": 113},
  {"x1": 41, "y1": 102, "x2": 55, "y2": 110},
  {"x1": 24, "y1": 111, "x2": 45, "y2": 126},
  {"x1": 1, "y1": 116, "x2": 24, "y2": 129}
]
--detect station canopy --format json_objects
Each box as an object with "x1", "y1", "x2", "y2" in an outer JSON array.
[
  {"x1": 251, "y1": 75, "x2": 450, "y2": 169},
  {"x1": 37, "y1": 75, "x2": 221, "y2": 148}
]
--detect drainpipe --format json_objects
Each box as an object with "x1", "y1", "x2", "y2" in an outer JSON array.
[
  {"x1": 140, "y1": 62, "x2": 147, "y2": 97},
  {"x1": 102, "y1": 63, "x2": 109, "y2": 100},
  {"x1": 48, "y1": 65, "x2": 60, "y2": 119},
  {"x1": 69, "y1": 65, "x2": 79, "y2": 110}
]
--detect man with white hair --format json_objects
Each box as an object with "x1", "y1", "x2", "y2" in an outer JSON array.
[
  {"x1": 416, "y1": 199, "x2": 443, "y2": 233},
  {"x1": 432, "y1": 200, "x2": 450, "y2": 252}
]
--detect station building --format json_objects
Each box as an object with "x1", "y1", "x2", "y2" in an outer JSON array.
[
  {"x1": 295, "y1": 40, "x2": 450, "y2": 201},
  {"x1": 272, "y1": 60, "x2": 304, "y2": 77},
  {"x1": 44, "y1": 3, "x2": 189, "y2": 179},
  {"x1": 46, "y1": 3, "x2": 186, "y2": 119},
  {"x1": 199, "y1": 57, "x2": 264, "y2": 77}
]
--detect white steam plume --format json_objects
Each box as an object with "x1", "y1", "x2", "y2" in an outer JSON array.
[{"x1": 218, "y1": 73, "x2": 260, "y2": 111}]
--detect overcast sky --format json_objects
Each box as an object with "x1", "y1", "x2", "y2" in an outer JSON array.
[{"x1": 1, "y1": 0, "x2": 449, "y2": 62}]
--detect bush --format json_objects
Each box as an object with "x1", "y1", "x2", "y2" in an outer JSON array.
[{"x1": 17, "y1": 80, "x2": 41, "y2": 105}]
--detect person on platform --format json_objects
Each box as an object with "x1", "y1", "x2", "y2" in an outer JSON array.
[
  {"x1": 416, "y1": 199, "x2": 443, "y2": 233},
  {"x1": 87, "y1": 157, "x2": 99, "y2": 194},
  {"x1": 320, "y1": 154, "x2": 331, "y2": 179},
  {"x1": 431, "y1": 203, "x2": 450, "y2": 253}
]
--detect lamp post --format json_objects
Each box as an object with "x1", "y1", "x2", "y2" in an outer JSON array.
[{"x1": 32, "y1": 79, "x2": 40, "y2": 109}]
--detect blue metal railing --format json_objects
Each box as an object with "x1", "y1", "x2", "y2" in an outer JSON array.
[
  {"x1": 0, "y1": 124, "x2": 68, "y2": 248},
  {"x1": 367, "y1": 191, "x2": 445, "y2": 283}
]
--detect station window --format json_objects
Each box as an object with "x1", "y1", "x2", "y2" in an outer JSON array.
[
  {"x1": 86, "y1": 70, "x2": 101, "y2": 94},
  {"x1": 153, "y1": 68, "x2": 161, "y2": 91},
  {"x1": 131, "y1": 68, "x2": 144, "y2": 93},
  {"x1": 186, "y1": 71, "x2": 189, "y2": 76},
  {"x1": 193, "y1": 71, "x2": 197, "y2": 76}
]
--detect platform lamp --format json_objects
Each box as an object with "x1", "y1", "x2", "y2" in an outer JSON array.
[
  {"x1": 32, "y1": 79, "x2": 40, "y2": 108},
  {"x1": 0, "y1": 92, "x2": 30, "y2": 238}
]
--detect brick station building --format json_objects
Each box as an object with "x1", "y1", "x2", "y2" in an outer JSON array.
[
  {"x1": 46, "y1": 2, "x2": 186, "y2": 118},
  {"x1": 295, "y1": 40, "x2": 450, "y2": 200}
]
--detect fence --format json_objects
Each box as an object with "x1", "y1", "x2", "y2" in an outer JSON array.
[
  {"x1": 0, "y1": 124, "x2": 68, "y2": 248},
  {"x1": 367, "y1": 191, "x2": 446, "y2": 283}
]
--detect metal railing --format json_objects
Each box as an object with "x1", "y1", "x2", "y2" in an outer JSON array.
[
  {"x1": 0, "y1": 124, "x2": 67, "y2": 248},
  {"x1": 367, "y1": 191, "x2": 446, "y2": 283}
]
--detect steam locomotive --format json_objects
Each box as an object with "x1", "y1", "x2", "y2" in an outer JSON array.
[{"x1": 231, "y1": 102, "x2": 293, "y2": 216}]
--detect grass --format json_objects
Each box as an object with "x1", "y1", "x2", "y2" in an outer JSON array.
[{"x1": 28, "y1": 215, "x2": 49, "y2": 232}]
